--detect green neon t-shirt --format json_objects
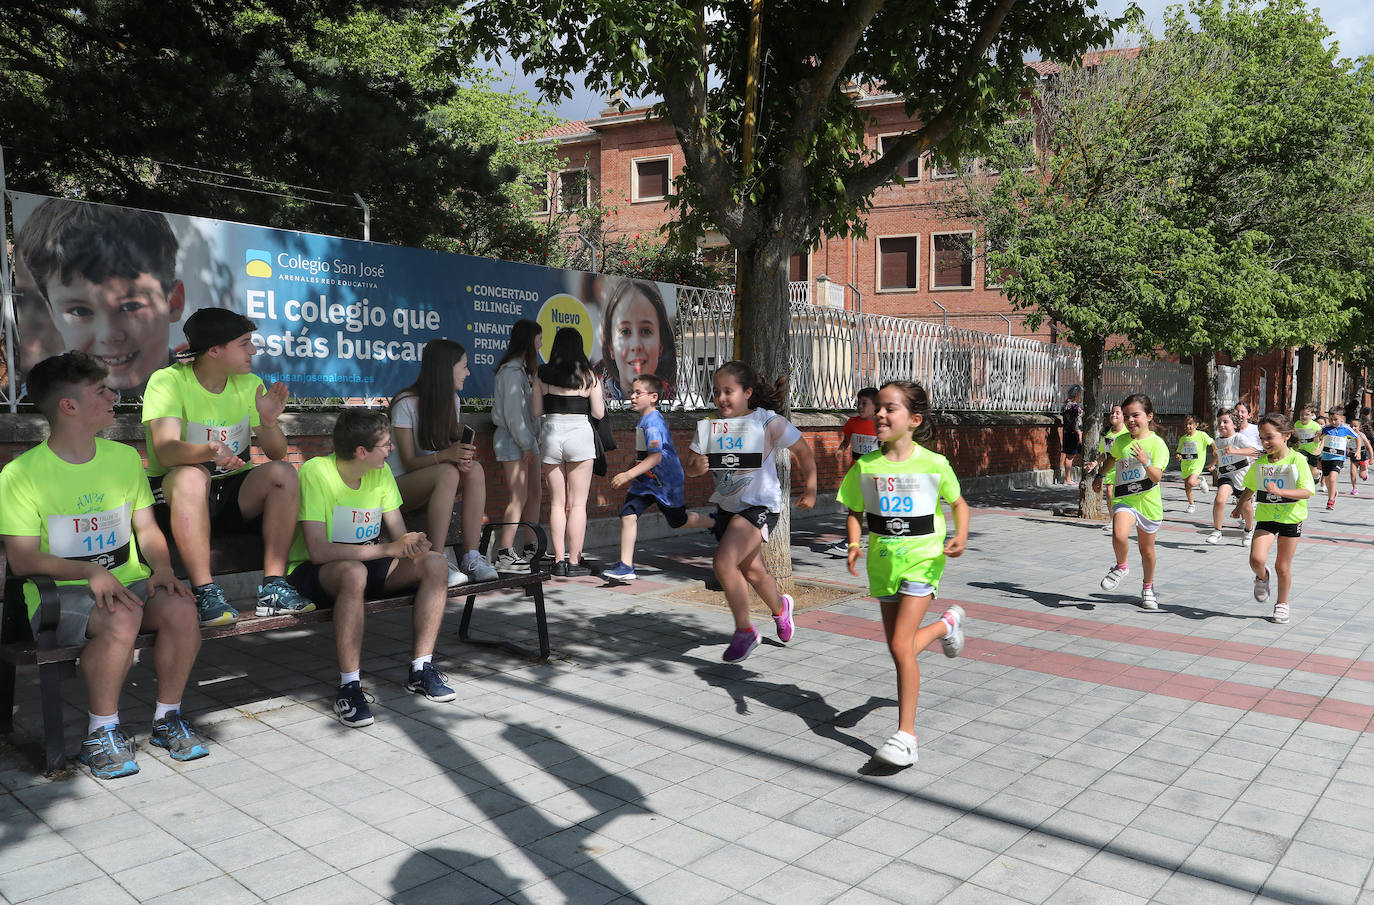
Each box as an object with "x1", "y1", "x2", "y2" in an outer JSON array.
[
  {"x1": 288, "y1": 454, "x2": 404, "y2": 574},
  {"x1": 1244, "y1": 449, "x2": 1314, "y2": 524},
  {"x1": 1293, "y1": 419, "x2": 1321, "y2": 455},
  {"x1": 1109, "y1": 431, "x2": 1169, "y2": 521},
  {"x1": 1100, "y1": 428, "x2": 1127, "y2": 484},
  {"x1": 142, "y1": 362, "x2": 263, "y2": 479},
  {"x1": 837, "y1": 443, "x2": 962, "y2": 597},
  {"x1": 1176, "y1": 430, "x2": 1213, "y2": 479},
  {"x1": 0, "y1": 439, "x2": 154, "y2": 619}
]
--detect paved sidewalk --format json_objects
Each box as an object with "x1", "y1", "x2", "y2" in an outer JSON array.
[{"x1": 3, "y1": 479, "x2": 1374, "y2": 905}]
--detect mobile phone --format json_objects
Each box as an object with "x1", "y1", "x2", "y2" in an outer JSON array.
[{"x1": 461, "y1": 424, "x2": 477, "y2": 446}]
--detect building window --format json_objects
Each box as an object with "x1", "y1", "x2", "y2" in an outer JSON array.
[
  {"x1": 789, "y1": 253, "x2": 810, "y2": 283},
  {"x1": 878, "y1": 135, "x2": 921, "y2": 181},
  {"x1": 632, "y1": 156, "x2": 671, "y2": 202},
  {"x1": 932, "y1": 232, "x2": 975, "y2": 289},
  {"x1": 877, "y1": 236, "x2": 919, "y2": 291},
  {"x1": 557, "y1": 169, "x2": 590, "y2": 212},
  {"x1": 528, "y1": 176, "x2": 550, "y2": 214}
]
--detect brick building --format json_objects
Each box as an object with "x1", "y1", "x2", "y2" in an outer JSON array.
[{"x1": 532, "y1": 77, "x2": 1360, "y2": 415}]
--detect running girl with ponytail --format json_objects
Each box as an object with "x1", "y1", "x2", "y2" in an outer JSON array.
[
  {"x1": 839, "y1": 380, "x2": 970, "y2": 767},
  {"x1": 684, "y1": 361, "x2": 817, "y2": 663},
  {"x1": 1093, "y1": 393, "x2": 1170, "y2": 611}
]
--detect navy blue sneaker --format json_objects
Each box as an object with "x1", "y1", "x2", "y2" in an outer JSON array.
[
  {"x1": 603, "y1": 561, "x2": 636, "y2": 581},
  {"x1": 150, "y1": 711, "x2": 210, "y2": 761},
  {"x1": 406, "y1": 662, "x2": 457, "y2": 702},
  {"x1": 334, "y1": 681, "x2": 375, "y2": 727}
]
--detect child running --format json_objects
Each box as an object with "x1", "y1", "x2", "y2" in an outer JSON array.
[
  {"x1": 1348, "y1": 419, "x2": 1371, "y2": 496},
  {"x1": 839, "y1": 381, "x2": 969, "y2": 767},
  {"x1": 1176, "y1": 413, "x2": 1213, "y2": 514},
  {"x1": 1090, "y1": 404, "x2": 1126, "y2": 533},
  {"x1": 824, "y1": 387, "x2": 879, "y2": 557},
  {"x1": 1319, "y1": 407, "x2": 1362, "y2": 510},
  {"x1": 603, "y1": 374, "x2": 711, "y2": 581},
  {"x1": 684, "y1": 361, "x2": 817, "y2": 663},
  {"x1": 1293, "y1": 404, "x2": 1322, "y2": 483},
  {"x1": 1233, "y1": 413, "x2": 1313, "y2": 624},
  {"x1": 1093, "y1": 394, "x2": 1169, "y2": 610},
  {"x1": 1206, "y1": 409, "x2": 1259, "y2": 545}
]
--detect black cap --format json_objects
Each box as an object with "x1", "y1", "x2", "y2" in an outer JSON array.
[{"x1": 180, "y1": 308, "x2": 257, "y2": 359}]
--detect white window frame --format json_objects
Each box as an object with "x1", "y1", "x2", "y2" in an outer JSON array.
[
  {"x1": 875, "y1": 233, "x2": 921, "y2": 293},
  {"x1": 789, "y1": 250, "x2": 813, "y2": 284},
  {"x1": 876, "y1": 133, "x2": 921, "y2": 182},
  {"x1": 556, "y1": 168, "x2": 591, "y2": 212},
  {"x1": 930, "y1": 230, "x2": 977, "y2": 291},
  {"x1": 630, "y1": 154, "x2": 673, "y2": 202}
]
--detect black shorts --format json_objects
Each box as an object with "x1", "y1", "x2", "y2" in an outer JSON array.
[
  {"x1": 1255, "y1": 521, "x2": 1302, "y2": 538},
  {"x1": 285, "y1": 556, "x2": 400, "y2": 606},
  {"x1": 1062, "y1": 433, "x2": 1083, "y2": 456},
  {"x1": 1321, "y1": 460, "x2": 1345, "y2": 476},
  {"x1": 620, "y1": 493, "x2": 688, "y2": 528},
  {"x1": 1301, "y1": 450, "x2": 1320, "y2": 467},
  {"x1": 151, "y1": 467, "x2": 262, "y2": 534},
  {"x1": 711, "y1": 505, "x2": 779, "y2": 543}
]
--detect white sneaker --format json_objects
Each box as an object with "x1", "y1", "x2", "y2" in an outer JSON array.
[
  {"x1": 1186, "y1": 503, "x2": 1196, "y2": 514},
  {"x1": 1141, "y1": 586, "x2": 1160, "y2": 611},
  {"x1": 1101, "y1": 565, "x2": 1128, "y2": 591},
  {"x1": 1271, "y1": 601, "x2": 1289, "y2": 624},
  {"x1": 939, "y1": 605, "x2": 965, "y2": 658},
  {"x1": 1205, "y1": 529, "x2": 1223, "y2": 545},
  {"x1": 1253, "y1": 569, "x2": 1270, "y2": 603},
  {"x1": 1242, "y1": 530, "x2": 1254, "y2": 547},
  {"x1": 447, "y1": 564, "x2": 469, "y2": 588},
  {"x1": 1200, "y1": 479, "x2": 1210, "y2": 493},
  {"x1": 873, "y1": 731, "x2": 918, "y2": 767}
]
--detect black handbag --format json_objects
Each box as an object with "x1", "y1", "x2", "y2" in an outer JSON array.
[{"x1": 590, "y1": 415, "x2": 617, "y2": 476}]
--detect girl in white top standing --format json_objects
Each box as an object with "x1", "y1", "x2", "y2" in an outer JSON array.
[
  {"x1": 388, "y1": 339, "x2": 498, "y2": 586},
  {"x1": 684, "y1": 361, "x2": 817, "y2": 663}
]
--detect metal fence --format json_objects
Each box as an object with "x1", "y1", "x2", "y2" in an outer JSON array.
[{"x1": 674, "y1": 286, "x2": 1195, "y2": 413}]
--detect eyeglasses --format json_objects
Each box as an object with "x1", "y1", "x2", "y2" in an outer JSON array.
[
  {"x1": 370, "y1": 440, "x2": 394, "y2": 452},
  {"x1": 629, "y1": 389, "x2": 654, "y2": 397}
]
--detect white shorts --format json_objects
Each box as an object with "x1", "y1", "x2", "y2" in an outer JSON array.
[
  {"x1": 1112, "y1": 503, "x2": 1160, "y2": 535},
  {"x1": 877, "y1": 580, "x2": 937, "y2": 603},
  {"x1": 540, "y1": 414, "x2": 595, "y2": 464}
]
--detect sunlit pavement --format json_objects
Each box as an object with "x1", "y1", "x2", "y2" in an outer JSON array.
[{"x1": 3, "y1": 478, "x2": 1374, "y2": 904}]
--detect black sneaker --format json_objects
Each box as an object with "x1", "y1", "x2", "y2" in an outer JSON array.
[
  {"x1": 334, "y1": 680, "x2": 375, "y2": 727},
  {"x1": 566, "y1": 561, "x2": 592, "y2": 577},
  {"x1": 552, "y1": 559, "x2": 570, "y2": 577},
  {"x1": 406, "y1": 663, "x2": 457, "y2": 702}
]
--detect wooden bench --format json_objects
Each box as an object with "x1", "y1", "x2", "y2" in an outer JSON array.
[{"x1": 0, "y1": 515, "x2": 551, "y2": 774}]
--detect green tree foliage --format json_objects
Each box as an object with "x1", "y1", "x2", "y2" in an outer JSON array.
[
  {"x1": 447, "y1": 0, "x2": 1124, "y2": 383},
  {"x1": 0, "y1": 1, "x2": 550, "y2": 255}
]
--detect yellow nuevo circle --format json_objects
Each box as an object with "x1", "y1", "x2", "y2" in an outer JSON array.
[{"x1": 536, "y1": 293, "x2": 593, "y2": 361}]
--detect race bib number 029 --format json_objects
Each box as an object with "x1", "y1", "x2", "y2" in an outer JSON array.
[
  {"x1": 330, "y1": 506, "x2": 383, "y2": 544},
  {"x1": 705, "y1": 418, "x2": 764, "y2": 470}
]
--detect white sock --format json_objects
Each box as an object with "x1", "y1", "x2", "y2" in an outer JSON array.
[
  {"x1": 411, "y1": 655, "x2": 433, "y2": 672},
  {"x1": 340, "y1": 670, "x2": 361, "y2": 686},
  {"x1": 88, "y1": 712, "x2": 118, "y2": 734},
  {"x1": 154, "y1": 701, "x2": 180, "y2": 722}
]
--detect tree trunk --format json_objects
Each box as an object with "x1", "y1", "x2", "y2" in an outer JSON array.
[
  {"x1": 1206, "y1": 354, "x2": 1223, "y2": 437},
  {"x1": 1078, "y1": 335, "x2": 1107, "y2": 519},
  {"x1": 737, "y1": 243, "x2": 797, "y2": 594},
  {"x1": 1295, "y1": 345, "x2": 1315, "y2": 410}
]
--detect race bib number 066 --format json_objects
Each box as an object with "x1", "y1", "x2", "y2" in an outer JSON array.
[{"x1": 330, "y1": 506, "x2": 383, "y2": 544}]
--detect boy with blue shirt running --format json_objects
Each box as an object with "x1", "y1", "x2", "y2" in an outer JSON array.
[
  {"x1": 1319, "y1": 407, "x2": 1364, "y2": 510},
  {"x1": 603, "y1": 374, "x2": 712, "y2": 581}
]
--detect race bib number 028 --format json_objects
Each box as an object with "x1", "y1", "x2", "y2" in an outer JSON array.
[{"x1": 330, "y1": 506, "x2": 383, "y2": 544}]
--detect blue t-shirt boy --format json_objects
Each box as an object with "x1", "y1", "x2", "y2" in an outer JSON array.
[
  {"x1": 631, "y1": 408, "x2": 685, "y2": 508},
  {"x1": 1320, "y1": 423, "x2": 1360, "y2": 461}
]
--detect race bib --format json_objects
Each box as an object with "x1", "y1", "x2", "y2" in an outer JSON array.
[
  {"x1": 1115, "y1": 456, "x2": 1147, "y2": 485},
  {"x1": 1323, "y1": 435, "x2": 1348, "y2": 456},
  {"x1": 330, "y1": 505, "x2": 384, "y2": 544},
  {"x1": 188, "y1": 417, "x2": 252, "y2": 474},
  {"x1": 1180, "y1": 441, "x2": 1199, "y2": 461},
  {"x1": 850, "y1": 433, "x2": 879, "y2": 456},
  {"x1": 1218, "y1": 440, "x2": 1249, "y2": 471},
  {"x1": 860, "y1": 473, "x2": 939, "y2": 536},
  {"x1": 635, "y1": 427, "x2": 649, "y2": 462},
  {"x1": 1296, "y1": 427, "x2": 1317, "y2": 443},
  {"x1": 704, "y1": 417, "x2": 765, "y2": 470},
  {"x1": 1255, "y1": 463, "x2": 1300, "y2": 504},
  {"x1": 47, "y1": 504, "x2": 132, "y2": 571}
]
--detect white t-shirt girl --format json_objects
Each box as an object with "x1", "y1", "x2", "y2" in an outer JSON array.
[
  {"x1": 387, "y1": 392, "x2": 461, "y2": 475},
  {"x1": 690, "y1": 407, "x2": 802, "y2": 513}
]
